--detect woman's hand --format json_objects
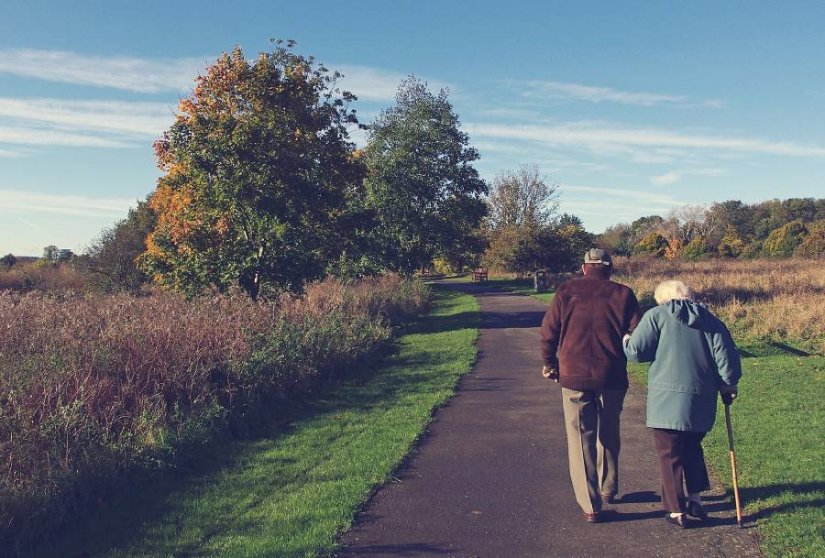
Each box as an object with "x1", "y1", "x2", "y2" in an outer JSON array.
[{"x1": 720, "y1": 384, "x2": 738, "y2": 405}]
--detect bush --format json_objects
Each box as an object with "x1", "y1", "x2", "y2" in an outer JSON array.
[
  {"x1": 0, "y1": 274, "x2": 428, "y2": 552},
  {"x1": 762, "y1": 220, "x2": 807, "y2": 257},
  {"x1": 633, "y1": 232, "x2": 668, "y2": 257},
  {"x1": 795, "y1": 220, "x2": 825, "y2": 257},
  {"x1": 681, "y1": 237, "x2": 709, "y2": 260}
]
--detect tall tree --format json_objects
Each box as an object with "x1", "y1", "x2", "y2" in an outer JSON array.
[
  {"x1": 84, "y1": 199, "x2": 156, "y2": 291},
  {"x1": 364, "y1": 77, "x2": 488, "y2": 273},
  {"x1": 486, "y1": 165, "x2": 558, "y2": 230},
  {"x1": 42, "y1": 245, "x2": 59, "y2": 262},
  {"x1": 141, "y1": 41, "x2": 364, "y2": 297}
]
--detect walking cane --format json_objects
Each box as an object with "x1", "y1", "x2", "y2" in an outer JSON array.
[{"x1": 724, "y1": 403, "x2": 744, "y2": 528}]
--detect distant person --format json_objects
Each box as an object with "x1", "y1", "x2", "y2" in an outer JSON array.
[
  {"x1": 623, "y1": 280, "x2": 741, "y2": 528},
  {"x1": 539, "y1": 248, "x2": 641, "y2": 523}
]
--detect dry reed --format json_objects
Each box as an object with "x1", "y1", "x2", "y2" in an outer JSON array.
[
  {"x1": 0, "y1": 274, "x2": 428, "y2": 549},
  {"x1": 613, "y1": 257, "x2": 825, "y2": 352}
]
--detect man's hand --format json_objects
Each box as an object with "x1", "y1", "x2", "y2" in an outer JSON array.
[
  {"x1": 720, "y1": 384, "x2": 738, "y2": 405},
  {"x1": 542, "y1": 365, "x2": 559, "y2": 382}
]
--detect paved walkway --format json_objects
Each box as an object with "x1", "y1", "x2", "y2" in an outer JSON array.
[{"x1": 338, "y1": 284, "x2": 761, "y2": 557}]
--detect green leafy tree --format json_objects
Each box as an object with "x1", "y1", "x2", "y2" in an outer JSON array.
[
  {"x1": 597, "y1": 223, "x2": 633, "y2": 256},
  {"x1": 141, "y1": 41, "x2": 364, "y2": 297},
  {"x1": 681, "y1": 236, "x2": 709, "y2": 260},
  {"x1": 739, "y1": 239, "x2": 763, "y2": 259},
  {"x1": 795, "y1": 220, "x2": 825, "y2": 257},
  {"x1": 716, "y1": 225, "x2": 746, "y2": 258},
  {"x1": 0, "y1": 254, "x2": 16, "y2": 267},
  {"x1": 762, "y1": 220, "x2": 807, "y2": 257},
  {"x1": 551, "y1": 219, "x2": 594, "y2": 270},
  {"x1": 84, "y1": 199, "x2": 156, "y2": 291},
  {"x1": 633, "y1": 232, "x2": 668, "y2": 257},
  {"x1": 629, "y1": 215, "x2": 665, "y2": 243},
  {"x1": 364, "y1": 77, "x2": 487, "y2": 273},
  {"x1": 42, "y1": 245, "x2": 59, "y2": 262},
  {"x1": 484, "y1": 218, "x2": 591, "y2": 275},
  {"x1": 707, "y1": 200, "x2": 754, "y2": 241}
]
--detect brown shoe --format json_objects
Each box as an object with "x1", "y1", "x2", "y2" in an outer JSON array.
[
  {"x1": 601, "y1": 493, "x2": 616, "y2": 505},
  {"x1": 584, "y1": 511, "x2": 602, "y2": 523}
]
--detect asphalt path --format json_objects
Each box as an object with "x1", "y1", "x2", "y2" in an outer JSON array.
[{"x1": 338, "y1": 283, "x2": 762, "y2": 557}]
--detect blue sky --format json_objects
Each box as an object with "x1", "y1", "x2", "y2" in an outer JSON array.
[{"x1": 1, "y1": 1, "x2": 824, "y2": 256}]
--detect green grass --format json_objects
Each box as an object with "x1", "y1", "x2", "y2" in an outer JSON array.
[
  {"x1": 31, "y1": 287, "x2": 480, "y2": 558},
  {"x1": 628, "y1": 351, "x2": 825, "y2": 558}
]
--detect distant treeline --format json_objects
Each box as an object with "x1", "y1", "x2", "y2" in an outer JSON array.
[{"x1": 597, "y1": 197, "x2": 825, "y2": 259}]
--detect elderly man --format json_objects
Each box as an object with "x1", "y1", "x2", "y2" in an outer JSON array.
[{"x1": 539, "y1": 248, "x2": 641, "y2": 523}]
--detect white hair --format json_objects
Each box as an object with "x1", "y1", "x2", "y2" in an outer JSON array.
[{"x1": 654, "y1": 280, "x2": 694, "y2": 304}]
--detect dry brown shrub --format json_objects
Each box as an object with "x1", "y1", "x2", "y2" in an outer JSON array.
[
  {"x1": 613, "y1": 257, "x2": 825, "y2": 352},
  {"x1": 0, "y1": 274, "x2": 428, "y2": 548},
  {"x1": 0, "y1": 261, "x2": 90, "y2": 291}
]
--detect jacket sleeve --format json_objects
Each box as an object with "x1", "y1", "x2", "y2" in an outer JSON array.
[
  {"x1": 710, "y1": 320, "x2": 742, "y2": 387},
  {"x1": 540, "y1": 295, "x2": 562, "y2": 369},
  {"x1": 623, "y1": 310, "x2": 659, "y2": 363},
  {"x1": 626, "y1": 290, "x2": 642, "y2": 333}
]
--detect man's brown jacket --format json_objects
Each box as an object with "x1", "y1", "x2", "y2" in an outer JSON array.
[{"x1": 540, "y1": 276, "x2": 641, "y2": 391}]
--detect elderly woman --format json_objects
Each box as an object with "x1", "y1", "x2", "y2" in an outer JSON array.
[{"x1": 623, "y1": 280, "x2": 741, "y2": 528}]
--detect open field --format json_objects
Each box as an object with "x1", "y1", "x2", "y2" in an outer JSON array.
[
  {"x1": 614, "y1": 257, "x2": 825, "y2": 355},
  {"x1": 29, "y1": 287, "x2": 480, "y2": 557},
  {"x1": 488, "y1": 257, "x2": 825, "y2": 557}
]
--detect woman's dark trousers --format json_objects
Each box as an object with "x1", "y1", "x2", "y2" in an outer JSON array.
[{"x1": 651, "y1": 428, "x2": 711, "y2": 513}]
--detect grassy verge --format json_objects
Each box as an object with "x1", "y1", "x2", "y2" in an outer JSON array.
[
  {"x1": 31, "y1": 286, "x2": 480, "y2": 558},
  {"x1": 628, "y1": 351, "x2": 825, "y2": 558}
]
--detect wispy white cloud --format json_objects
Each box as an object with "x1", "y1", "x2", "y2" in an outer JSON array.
[
  {"x1": 650, "y1": 171, "x2": 683, "y2": 185},
  {"x1": 692, "y1": 167, "x2": 728, "y2": 177},
  {"x1": 508, "y1": 80, "x2": 723, "y2": 108},
  {"x1": 0, "y1": 98, "x2": 175, "y2": 137},
  {"x1": 0, "y1": 147, "x2": 22, "y2": 157},
  {"x1": 465, "y1": 121, "x2": 825, "y2": 160},
  {"x1": 474, "y1": 106, "x2": 544, "y2": 120},
  {"x1": 0, "y1": 48, "x2": 205, "y2": 93},
  {"x1": 0, "y1": 189, "x2": 135, "y2": 217},
  {"x1": 649, "y1": 167, "x2": 728, "y2": 186},
  {"x1": 337, "y1": 64, "x2": 453, "y2": 103},
  {"x1": 559, "y1": 184, "x2": 689, "y2": 227},
  {"x1": 563, "y1": 184, "x2": 686, "y2": 206},
  {"x1": 336, "y1": 65, "x2": 407, "y2": 103},
  {"x1": 0, "y1": 126, "x2": 131, "y2": 148}
]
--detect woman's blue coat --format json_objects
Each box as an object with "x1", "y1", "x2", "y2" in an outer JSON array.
[{"x1": 624, "y1": 299, "x2": 742, "y2": 432}]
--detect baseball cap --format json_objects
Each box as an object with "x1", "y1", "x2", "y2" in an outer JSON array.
[{"x1": 583, "y1": 248, "x2": 612, "y2": 266}]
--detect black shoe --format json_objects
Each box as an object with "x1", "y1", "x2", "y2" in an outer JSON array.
[
  {"x1": 664, "y1": 513, "x2": 688, "y2": 528},
  {"x1": 601, "y1": 493, "x2": 616, "y2": 505},
  {"x1": 686, "y1": 501, "x2": 708, "y2": 521},
  {"x1": 584, "y1": 511, "x2": 602, "y2": 523}
]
